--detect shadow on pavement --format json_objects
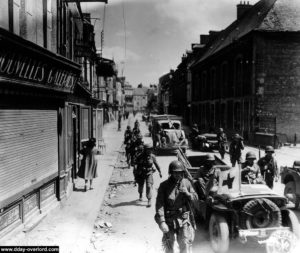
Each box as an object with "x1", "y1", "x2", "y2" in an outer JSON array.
[{"x1": 110, "y1": 199, "x2": 147, "y2": 208}]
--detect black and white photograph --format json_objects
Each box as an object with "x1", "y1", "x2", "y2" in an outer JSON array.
[{"x1": 0, "y1": 0, "x2": 300, "y2": 253}]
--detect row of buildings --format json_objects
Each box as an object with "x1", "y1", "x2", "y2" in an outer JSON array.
[
  {"x1": 124, "y1": 84, "x2": 158, "y2": 113},
  {"x1": 0, "y1": 0, "x2": 130, "y2": 237},
  {"x1": 158, "y1": 0, "x2": 300, "y2": 147}
]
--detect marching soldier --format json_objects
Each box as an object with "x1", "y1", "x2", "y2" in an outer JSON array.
[
  {"x1": 257, "y1": 146, "x2": 278, "y2": 189},
  {"x1": 217, "y1": 128, "x2": 227, "y2": 159},
  {"x1": 241, "y1": 152, "x2": 264, "y2": 184},
  {"x1": 155, "y1": 160, "x2": 198, "y2": 253},
  {"x1": 197, "y1": 154, "x2": 215, "y2": 199},
  {"x1": 229, "y1": 133, "x2": 244, "y2": 167},
  {"x1": 135, "y1": 144, "x2": 162, "y2": 207},
  {"x1": 124, "y1": 126, "x2": 133, "y2": 166},
  {"x1": 133, "y1": 120, "x2": 140, "y2": 135}
]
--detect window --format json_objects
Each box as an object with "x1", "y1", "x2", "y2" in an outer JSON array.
[
  {"x1": 47, "y1": 0, "x2": 53, "y2": 50},
  {"x1": 0, "y1": 1, "x2": 9, "y2": 30},
  {"x1": 13, "y1": 0, "x2": 21, "y2": 35},
  {"x1": 220, "y1": 62, "x2": 228, "y2": 98},
  {"x1": 234, "y1": 56, "x2": 243, "y2": 97},
  {"x1": 25, "y1": 0, "x2": 43, "y2": 46},
  {"x1": 201, "y1": 71, "x2": 207, "y2": 101}
]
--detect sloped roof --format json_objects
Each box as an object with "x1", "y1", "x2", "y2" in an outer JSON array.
[
  {"x1": 133, "y1": 87, "x2": 148, "y2": 96},
  {"x1": 192, "y1": 0, "x2": 300, "y2": 68}
]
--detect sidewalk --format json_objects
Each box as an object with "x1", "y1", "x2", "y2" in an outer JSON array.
[{"x1": 1, "y1": 116, "x2": 133, "y2": 253}]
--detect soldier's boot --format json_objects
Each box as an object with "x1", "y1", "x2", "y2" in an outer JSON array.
[
  {"x1": 139, "y1": 193, "x2": 143, "y2": 201},
  {"x1": 147, "y1": 199, "x2": 151, "y2": 207}
]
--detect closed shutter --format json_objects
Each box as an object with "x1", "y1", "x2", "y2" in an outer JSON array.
[{"x1": 0, "y1": 110, "x2": 58, "y2": 203}]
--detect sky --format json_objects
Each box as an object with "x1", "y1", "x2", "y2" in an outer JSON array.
[{"x1": 82, "y1": 0, "x2": 258, "y2": 87}]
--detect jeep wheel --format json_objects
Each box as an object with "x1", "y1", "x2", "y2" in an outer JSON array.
[
  {"x1": 284, "y1": 181, "x2": 300, "y2": 209},
  {"x1": 241, "y1": 198, "x2": 282, "y2": 229},
  {"x1": 209, "y1": 213, "x2": 229, "y2": 253},
  {"x1": 285, "y1": 209, "x2": 300, "y2": 238}
]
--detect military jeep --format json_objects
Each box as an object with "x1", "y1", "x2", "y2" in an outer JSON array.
[
  {"x1": 281, "y1": 160, "x2": 300, "y2": 209},
  {"x1": 178, "y1": 151, "x2": 300, "y2": 253}
]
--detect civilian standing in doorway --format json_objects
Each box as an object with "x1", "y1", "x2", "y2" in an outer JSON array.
[{"x1": 77, "y1": 138, "x2": 98, "y2": 191}]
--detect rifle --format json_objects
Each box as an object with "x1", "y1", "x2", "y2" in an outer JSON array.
[{"x1": 177, "y1": 147, "x2": 197, "y2": 230}]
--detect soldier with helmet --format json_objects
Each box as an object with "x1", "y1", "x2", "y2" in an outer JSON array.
[
  {"x1": 133, "y1": 120, "x2": 140, "y2": 135},
  {"x1": 135, "y1": 143, "x2": 162, "y2": 207},
  {"x1": 229, "y1": 133, "x2": 244, "y2": 167},
  {"x1": 257, "y1": 146, "x2": 278, "y2": 189},
  {"x1": 124, "y1": 126, "x2": 133, "y2": 165},
  {"x1": 155, "y1": 160, "x2": 198, "y2": 253},
  {"x1": 197, "y1": 154, "x2": 216, "y2": 199},
  {"x1": 217, "y1": 127, "x2": 227, "y2": 159},
  {"x1": 241, "y1": 151, "x2": 264, "y2": 184}
]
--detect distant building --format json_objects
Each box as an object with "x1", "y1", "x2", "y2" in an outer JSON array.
[
  {"x1": 133, "y1": 87, "x2": 148, "y2": 112},
  {"x1": 124, "y1": 83, "x2": 134, "y2": 112}
]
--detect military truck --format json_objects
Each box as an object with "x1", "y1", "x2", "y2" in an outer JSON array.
[
  {"x1": 281, "y1": 160, "x2": 300, "y2": 209},
  {"x1": 177, "y1": 150, "x2": 300, "y2": 253},
  {"x1": 151, "y1": 114, "x2": 188, "y2": 154}
]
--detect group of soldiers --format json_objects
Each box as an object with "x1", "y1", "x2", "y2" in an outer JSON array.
[
  {"x1": 124, "y1": 120, "x2": 197, "y2": 252},
  {"x1": 124, "y1": 120, "x2": 162, "y2": 208},
  {"x1": 124, "y1": 120, "x2": 279, "y2": 253}
]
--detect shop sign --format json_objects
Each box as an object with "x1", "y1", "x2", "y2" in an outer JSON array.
[{"x1": 0, "y1": 49, "x2": 79, "y2": 92}]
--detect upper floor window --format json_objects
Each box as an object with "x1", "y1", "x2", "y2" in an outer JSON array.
[
  {"x1": 25, "y1": 0, "x2": 43, "y2": 46},
  {"x1": 234, "y1": 55, "x2": 243, "y2": 97},
  {"x1": 220, "y1": 62, "x2": 228, "y2": 98},
  {"x1": 0, "y1": 1, "x2": 9, "y2": 30}
]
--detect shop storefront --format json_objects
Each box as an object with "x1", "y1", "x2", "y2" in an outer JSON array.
[{"x1": 0, "y1": 28, "x2": 93, "y2": 236}]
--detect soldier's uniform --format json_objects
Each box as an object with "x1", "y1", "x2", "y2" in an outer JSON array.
[
  {"x1": 217, "y1": 128, "x2": 227, "y2": 159},
  {"x1": 241, "y1": 162, "x2": 263, "y2": 184},
  {"x1": 135, "y1": 145, "x2": 162, "y2": 207},
  {"x1": 229, "y1": 134, "x2": 244, "y2": 167},
  {"x1": 197, "y1": 154, "x2": 215, "y2": 199},
  {"x1": 124, "y1": 126, "x2": 133, "y2": 165},
  {"x1": 155, "y1": 161, "x2": 198, "y2": 253},
  {"x1": 257, "y1": 146, "x2": 278, "y2": 189}
]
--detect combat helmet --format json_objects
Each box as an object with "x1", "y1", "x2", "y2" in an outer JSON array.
[
  {"x1": 265, "y1": 146, "x2": 274, "y2": 153},
  {"x1": 206, "y1": 154, "x2": 215, "y2": 161},
  {"x1": 246, "y1": 151, "x2": 256, "y2": 160},
  {"x1": 168, "y1": 160, "x2": 184, "y2": 174}
]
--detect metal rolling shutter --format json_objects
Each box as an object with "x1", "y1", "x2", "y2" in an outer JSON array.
[{"x1": 0, "y1": 110, "x2": 58, "y2": 203}]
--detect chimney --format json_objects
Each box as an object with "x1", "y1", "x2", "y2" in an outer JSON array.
[
  {"x1": 200, "y1": 34, "x2": 210, "y2": 45},
  {"x1": 237, "y1": 1, "x2": 253, "y2": 20}
]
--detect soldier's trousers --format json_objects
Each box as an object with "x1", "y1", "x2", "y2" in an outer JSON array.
[
  {"x1": 137, "y1": 174, "x2": 153, "y2": 200},
  {"x1": 162, "y1": 223, "x2": 195, "y2": 253},
  {"x1": 219, "y1": 145, "x2": 226, "y2": 159},
  {"x1": 265, "y1": 175, "x2": 274, "y2": 189}
]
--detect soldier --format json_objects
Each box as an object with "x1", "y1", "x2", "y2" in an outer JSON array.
[
  {"x1": 197, "y1": 154, "x2": 215, "y2": 199},
  {"x1": 241, "y1": 151, "x2": 264, "y2": 184},
  {"x1": 133, "y1": 120, "x2": 140, "y2": 135},
  {"x1": 217, "y1": 128, "x2": 227, "y2": 159},
  {"x1": 155, "y1": 160, "x2": 198, "y2": 253},
  {"x1": 257, "y1": 146, "x2": 278, "y2": 189},
  {"x1": 229, "y1": 133, "x2": 244, "y2": 167},
  {"x1": 135, "y1": 144, "x2": 162, "y2": 207},
  {"x1": 190, "y1": 123, "x2": 199, "y2": 149},
  {"x1": 130, "y1": 133, "x2": 144, "y2": 168},
  {"x1": 124, "y1": 125, "x2": 132, "y2": 145}
]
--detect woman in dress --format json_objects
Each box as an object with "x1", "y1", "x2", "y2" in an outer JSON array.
[{"x1": 77, "y1": 138, "x2": 98, "y2": 191}]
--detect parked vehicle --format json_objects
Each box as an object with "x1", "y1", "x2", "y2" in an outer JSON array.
[
  {"x1": 178, "y1": 150, "x2": 300, "y2": 253},
  {"x1": 151, "y1": 114, "x2": 188, "y2": 154},
  {"x1": 281, "y1": 160, "x2": 300, "y2": 209}
]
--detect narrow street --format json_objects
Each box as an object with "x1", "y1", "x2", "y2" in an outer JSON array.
[{"x1": 85, "y1": 115, "x2": 300, "y2": 253}]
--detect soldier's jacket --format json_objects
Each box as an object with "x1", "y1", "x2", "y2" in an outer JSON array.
[
  {"x1": 198, "y1": 164, "x2": 215, "y2": 183},
  {"x1": 136, "y1": 152, "x2": 161, "y2": 176},
  {"x1": 124, "y1": 130, "x2": 132, "y2": 144},
  {"x1": 155, "y1": 177, "x2": 198, "y2": 227},
  {"x1": 217, "y1": 132, "x2": 227, "y2": 145},
  {"x1": 241, "y1": 162, "x2": 263, "y2": 184},
  {"x1": 257, "y1": 156, "x2": 278, "y2": 178},
  {"x1": 229, "y1": 140, "x2": 244, "y2": 158}
]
